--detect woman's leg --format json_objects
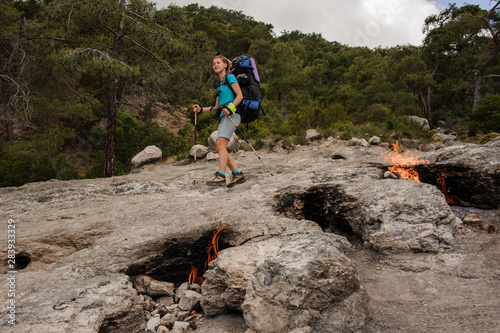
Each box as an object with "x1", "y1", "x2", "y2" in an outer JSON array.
[{"x1": 216, "y1": 137, "x2": 238, "y2": 172}]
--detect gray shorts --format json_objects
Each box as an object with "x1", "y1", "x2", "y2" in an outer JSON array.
[{"x1": 216, "y1": 113, "x2": 241, "y2": 140}]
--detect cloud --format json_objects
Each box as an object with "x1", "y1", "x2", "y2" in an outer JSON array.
[{"x1": 156, "y1": 0, "x2": 445, "y2": 47}]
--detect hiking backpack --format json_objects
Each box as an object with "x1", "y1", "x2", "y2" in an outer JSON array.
[{"x1": 222, "y1": 55, "x2": 263, "y2": 124}]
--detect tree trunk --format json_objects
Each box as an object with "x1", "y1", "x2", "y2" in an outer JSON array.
[
  {"x1": 105, "y1": 74, "x2": 118, "y2": 177},
  {"x1": 5, "y1": 118, "x2": 14, "y2": 142},
  {"x1": 419, "y1": 88, "x2": 433, "y2": 129},
  {"x1": 104, "y1": 0, "x2": 126, "y2": 177},
  {"x1": 472, "y1": 2, "x2": 500, "y2": 110}
]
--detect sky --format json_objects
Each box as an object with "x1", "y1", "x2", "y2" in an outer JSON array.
[{"x1": 153, "y1": 0, "x2": 496, "y2": 48}]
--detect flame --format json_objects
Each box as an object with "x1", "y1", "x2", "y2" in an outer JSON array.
[
  {"x1": 188, "y1": 223, "x2": 225, "y2": 285},
  {"x1": 436, "y1": 176, "x2": 469, "y2": 205},
  {"x1": 382, "y1": 141, "x2": 429, "y2": 182}
]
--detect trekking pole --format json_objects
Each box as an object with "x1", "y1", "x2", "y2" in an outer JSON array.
[
  {"x1": 193, "y1": 111, "x2": 197, "y2": 186},
  {"x1": 226, "y1": 114, "x2": 273, "y2": 176}
]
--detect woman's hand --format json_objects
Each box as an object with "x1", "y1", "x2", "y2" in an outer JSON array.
[
  {"x1": 193, "y1": 104, "x2": 202, "y2": 114},
  {"x1": 221, "y1": 108, "x2": 231, "y2": 116}
]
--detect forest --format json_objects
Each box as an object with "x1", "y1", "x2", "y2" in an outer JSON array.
[{"x1": 1, "y1": 0, "x2": 499, "y2": 187}]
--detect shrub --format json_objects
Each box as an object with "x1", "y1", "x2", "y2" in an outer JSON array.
[
  {"x1": 0, "y1": 126, "x2": 79, "y2": 187},
  {"x1": 480, "y1": 132, "x2": 500, "y2": 144},
  {"x1": 470, "y1": 94, "x2": 500, "y2": 134}
]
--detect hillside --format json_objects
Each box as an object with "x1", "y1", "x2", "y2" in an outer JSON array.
[{"x1": 1, "y1": 2, "x2": 499, "y2": 187}]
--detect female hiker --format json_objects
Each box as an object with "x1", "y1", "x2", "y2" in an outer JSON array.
[{"x1": 193, "y1": 55, "x2": 246, "y2": 187}]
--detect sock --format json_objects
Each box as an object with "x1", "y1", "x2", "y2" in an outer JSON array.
[
  {"x1": 217, "y1": 171, "x2": 225, "y2": 175},
  {"x1": 233, "y1": 169, "x2": 240, "y2": 173}
]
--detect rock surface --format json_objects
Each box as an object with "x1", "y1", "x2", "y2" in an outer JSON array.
[{"x1": 0, "y1": 138, "x2": 498, "y2": 333}]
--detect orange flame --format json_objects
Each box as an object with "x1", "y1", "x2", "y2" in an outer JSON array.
[
  {"x1": 436, "y1": 177, "x2": 469, "y2": 205},
  {"x1": 382, "y1": 141, "x2": 429, "y2": 182},
  {"x1": 188, "y1": 224, "x2": 225, "y2": 285}
]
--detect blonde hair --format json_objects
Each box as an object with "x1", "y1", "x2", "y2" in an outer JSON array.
[{"x1": 214, "y1": 55, "x2": 232, "y2": 73}]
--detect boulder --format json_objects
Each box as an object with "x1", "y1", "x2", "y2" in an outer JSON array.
[
  {"x1": 405, "y1": 115, "x2": 430, "y2": 131},
  {"x1": 189, "y1": 145, "x2": 209, "y2": 159},
  {"x1": 132, "y1": 145, "x2": 162, "y2": 168},
  {"x1": 201, "y1": 232, "x2": 368, "y2": 332},
  {"x1": 208, "y1": 131, "x2": 240, "y2": 153},
  {"x1": 369, "y1": 136, "x2": 381, "y2": 145},
  {"x1": 305, "y1": 129, "x2": 322, "y2": 141},
  {"x1": 433, "y1": 132, "x2": 457, "y2": 141},
  {"x1": 349, "y1": 138, "x2": 369, "y2": 147}
]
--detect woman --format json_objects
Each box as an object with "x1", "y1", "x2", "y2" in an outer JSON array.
[{"x1": 193, "y1": 55, "x2": 246, "y2": 187}]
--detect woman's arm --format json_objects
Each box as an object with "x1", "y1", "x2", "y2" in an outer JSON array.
[
  {"x1": 230, "y1": 82, "x2": 243, "y2": 107},
  {"x1": 193, "y1": 98, "x2": 219, "y2": 114}
]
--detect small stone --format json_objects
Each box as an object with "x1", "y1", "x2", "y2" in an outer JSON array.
[
  {"x1": 141, "y1": 294, "x2": 155, "y2": 312},
  {"x1": 160, "y1": 313, "x2": 177, "y2": 328},
  {"x1": 289, "y1": 327, "x2": 312, "y2": 333},
  {"x1": 166, "y1": 303, "x2": 179, "y2": 313},
  {"x1": 384, "y1": 171, "x2": 398, "y2": 179},
  {"x1": 157, "y1": 325, "x2": 169, "y2": 333},
  {"x1": 463, "y1": 214, "x2": 483, "y2": 226},
  {"x1": 189, "y1": 283, "x2": 202, "y2": 293},
  {"x1": 172, "y1": 321, "x2": 190, "y2": 332},
  {"x1": 176, "y1": 311, "x2": 191, "y2": 321},
  {"x1": 134, "y1": 275, "x2": 175, "y2": 297},
  {"x1": 174, "y1": 282, "x2": 190, "y2": 302},
  {"x1": 179, "y1": 290, "x2": 202, "y2": 311},
  {"x1": 158, "y1": 296, "x2": 174, "y2": 308},
  {"x1": 146, "y1": 316, "x2": 161, "y2": 332},
  {"x1": 482, "y1": 224, "x2": 499, "y2": 234}
]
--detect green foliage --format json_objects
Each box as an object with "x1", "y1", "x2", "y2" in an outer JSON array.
[
  {"x1": 86, "y1": 112, "x2": 189, "y2": 178},
  {"x1": 0, "y1": 126, "x2": 79, "y2": 187},
  {"x1": 480, "y1": 132, "x2": 500, "y2": 144},
  {"x1": 471, "y1": 94, "x2": 500, "y2": 134}
]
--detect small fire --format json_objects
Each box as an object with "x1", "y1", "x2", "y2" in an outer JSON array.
[
  {"x1": 382, "y1": 141, "x2": 429, "y2": 182},
  {"x1": 188, "y1": 223, "x2": 225, "y2": 285},
  {"x1": 436, "y1": 176, "x2": 469, "y2": 205}
]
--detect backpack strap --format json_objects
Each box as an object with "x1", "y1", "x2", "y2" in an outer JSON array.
[{"x1": 221, "y1": 74, "x2": 237, "y2": 100}]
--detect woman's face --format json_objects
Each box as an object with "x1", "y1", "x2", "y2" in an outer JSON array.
[{"x1": 213, "y1": 58, "x2": 227, "y2": 74}]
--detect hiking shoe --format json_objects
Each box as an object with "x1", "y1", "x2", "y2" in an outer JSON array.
[
  {"x1": 227, "y1": 171, "x2": 246, "y2": 188},
  {"x1": 206, "y1": 172, "x2": 226, "y2": 186}
]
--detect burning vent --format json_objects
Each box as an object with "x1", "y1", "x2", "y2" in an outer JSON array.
[{"x1": 125, "y1": 225, "x2": 229, "y2": 286}]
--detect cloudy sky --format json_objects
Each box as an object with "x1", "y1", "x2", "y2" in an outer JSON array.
[{"x1": 153, "y1": 0, "x2": 496, "y2": 48}]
